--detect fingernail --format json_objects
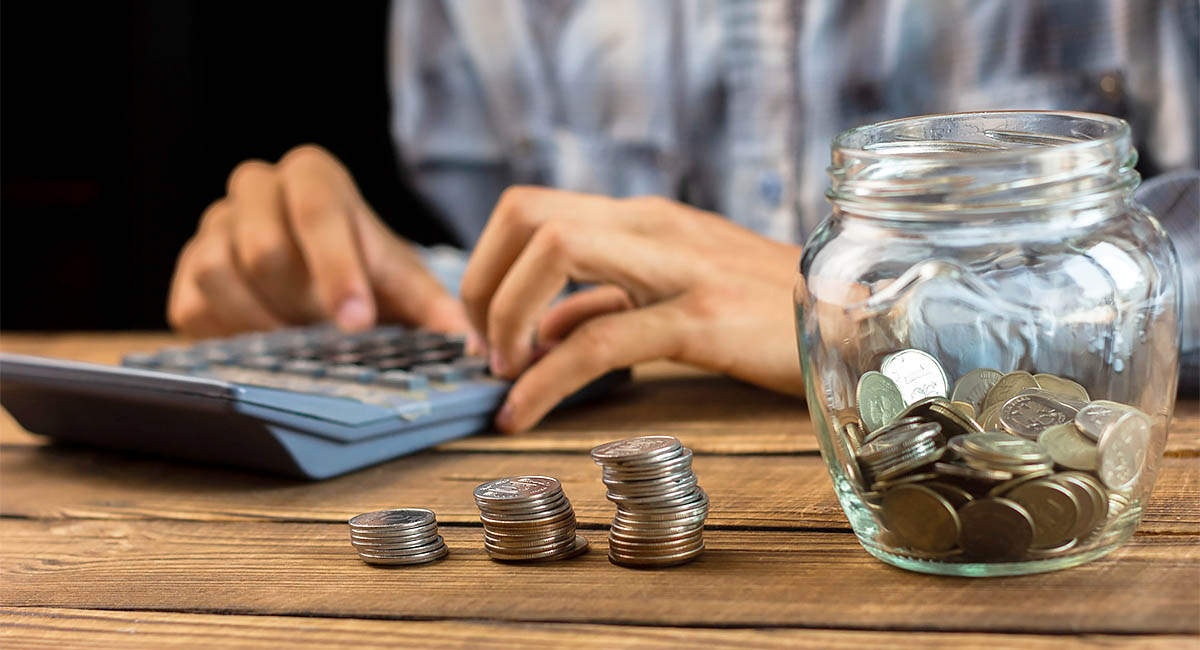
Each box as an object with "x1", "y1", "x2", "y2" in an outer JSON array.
[
  {"x1": 495, "y1": 403, "x2": 515, "y2": 433},
  {"x1": 489, "y1": 350, "x2": 507, "y2": 377},
  {"x1": 335, "y1": 296, "x2": 372, "y2": 331},
  {"x1": 467, "y1": 330, "x2": 488, "y2": 356}
]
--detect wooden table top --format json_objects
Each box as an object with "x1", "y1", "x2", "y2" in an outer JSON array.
[{"x1": 1, "y1": 332, "x2": 1197, "y2": 649}]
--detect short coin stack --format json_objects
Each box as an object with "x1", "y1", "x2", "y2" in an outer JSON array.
[
  {"x1": 473, "y1": 476, "x2": 589, "y2": 562},
  {"x1": 349, "y1": 508, "x2": 448, "y2": 565},
  {"x1": 839, "y1": 349, "x2": 1153, "y2": 562},
  {"x1": 591, "y1": 436, "x2": 708, "y2": 568}
]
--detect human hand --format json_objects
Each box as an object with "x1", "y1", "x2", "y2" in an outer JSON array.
[
  {"x1": 168, "y1": 145, "x2": 468, "y2": 337},
  {"x1": 460, "y1": 187, "x2": 805, "y2": 433}
]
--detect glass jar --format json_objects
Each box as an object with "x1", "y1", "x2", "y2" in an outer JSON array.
[{"x1": 794, "y1": 111, "x2": 1181, "y2": 576}]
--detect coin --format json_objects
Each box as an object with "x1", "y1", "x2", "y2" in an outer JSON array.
[
  {"x1": 880, "y1": 349, "x2": 950, "y2": 405},
  {"x1": 473, "y1": 476, "x2": 562, "y2": 504},
  {"x1": 978, "y1": 404, "x2": 1004, "y2": 431},
  {"x1": 474, "y1": 475, "x2": 586, "y2": 562},
  {"x1": 1038, "y1": 423, "x2": 1099, "y2": 471},
  {"x1": 981, "y1": 371, "x2": 1037, "y2": 413},
  {"x1": 1033, "y1": 373, "x2": 1090, "y2": 402},
  {"x1": 882, "y1": 484, "x2": 960, "y2": 552},
  {"x1": 1074, "y1": 400, "x2": 1132, "y2": 441},
  {"x1": 591, "y1": 436, "x2": 682, "y2": 463},
  {"x1": 934, "y1": 462, "x2": 1013, "y2": 482},
  {"x1": 1097, "y1": 409, "x2": 1150, "y2": 490},
  {"x1": 1047, "y1": 473, "x2": 1101, "y2": 540},
  {"x1": 949, "y1": 400, "x2": 977, "y2": 421},
  {"x1": 998, "y1": 393, "x2": 1078, "y2": 439},
  {"x1": 951, "y1": 368, "x2": 1003, "y2": 413},
  {"x1": 986, "y1": 469, "x2": 1054, "y2": 497},
  {"x1": 958, "y1": 498, "x2": 1035, "y2": 560},
  {"x1": 923, "y1": 481, "x2": 974, "y2": 509},
  {"x1": 900, "y1": 397, "x2": 983, "y2": 437},
  {"x1": 856, "y1": 371, "x2": 907, "y2": 432},
  {"x1": 348, "y1": 508, "x2": 448, "y2": 566},
  {"x1": 1006, "y1": 479, "x2": 1080, "y2": 549},
  {"x1": 349, "y1": 508, "x2": 436, "y2": 530}
]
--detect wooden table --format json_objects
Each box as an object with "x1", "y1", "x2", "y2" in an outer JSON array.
[{"x1": 1, "y1": 333, "x2": 1197, "y2": 649}]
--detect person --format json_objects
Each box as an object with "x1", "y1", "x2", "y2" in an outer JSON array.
[{"x1": 167, "y1": 0, "x2": 1199, "y2": 433}]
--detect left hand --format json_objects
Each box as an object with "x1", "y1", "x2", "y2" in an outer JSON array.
[{"x1": 460, "y1": 186, "x2": 805, "y2": 433}]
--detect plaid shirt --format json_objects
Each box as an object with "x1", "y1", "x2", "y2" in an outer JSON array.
[{"x1": 392, "y1": 0, "x2": 1199, "y2": 386}]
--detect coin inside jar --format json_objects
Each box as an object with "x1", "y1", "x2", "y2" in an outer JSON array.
[
  {"x1": 951, "y1": 368, "x2": 1003, "y2": 413},
  {"x1": 1005, "y1": 479, "x2": 1080, "y2": 549},
  {"x1": 958, "y1": 498, "x2": 1035, "y2": 560},
  {"x1": 856, "y1": 370, "x2": 907, "y2": 432},
  {"x1": 881, "y1": 484, "x2": 960, "y2": 552},
  {"x1": 1097, "y1": 409, "x2": 1150, "y2": 490},
  {"x1": 1038, "y1": 422, "x2": 1099, "y2": 471},
  {"x1": 879, "y1": 349, "x2": 949, "y2": 406},
  {"x1": 998, "y1": 393, "x2": 1077, "y2": 440},
  {"x1": 981, "y1": 371, "x2": 1038, "y2": 413}
]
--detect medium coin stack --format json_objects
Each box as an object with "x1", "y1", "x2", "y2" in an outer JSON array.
[
  {"x1": 838, "y1": 348, "x2": 1152, "y2": 562},
  {"x1": 349, "y1": 508, "x2": 448, "y2": 565},
  {"x1": 473, "y1": 476, "x2": 589, "y2": 562},
  {"x1": 591, "y1": 436, "x2": 708, "y2": 568}
]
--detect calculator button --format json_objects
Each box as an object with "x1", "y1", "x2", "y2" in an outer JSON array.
[
  {"x1": 281, "y1": 359, "x2": 326, "y2": 377},
  {"x1": 453, "y1": 357, "x2": 490, "y2": 378},
  {"x1": 376, "y1": 370, "x2": 429, "y2": 391},
  {"x1": 242, "y1": 355, "x2": 284, "y2": 371},
  {"x1": 326, "y1": 365, "x2": 378, "y2": 383},
  {"x1": 411, "y1": 363, "x2": 465, "y2": 383}
]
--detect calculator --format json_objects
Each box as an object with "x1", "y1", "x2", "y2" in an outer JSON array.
[{"x1": 0, "y1": 325, "x2": 628, "y2": 479}]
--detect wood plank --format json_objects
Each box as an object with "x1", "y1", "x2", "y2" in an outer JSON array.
[
  {"x1": 1, "y1": 608, "x2": 1192, "y2": 650},
  {"x1": 2, "y1": 446, "x2": 1196, "y2": 534},
  {"x1": 1, "y1": 521, "x2": 1196, "y2": 634},
  {"x1": 2, "y1": 333, "x2": 1196, "y2": 455}
]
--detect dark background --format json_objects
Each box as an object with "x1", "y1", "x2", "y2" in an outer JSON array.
[{"x1": 1, "y1": 1, "x2": 453, "y2": 330}]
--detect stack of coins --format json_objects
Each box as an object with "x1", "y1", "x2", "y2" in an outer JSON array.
[
  {"x1": 591, "y1": 436, "x2": 708, "y2": 568},
  {"x1": 838, "y1": 348, "x2": 1153, "y2": 562},
  {"x1": 473, "y1": 476, "x2": 589, "y2": 562},
  {"x1": 349, "y1": 508, "x2": 448, "y2": 565}
]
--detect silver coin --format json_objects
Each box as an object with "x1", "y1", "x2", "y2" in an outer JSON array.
[
  {"x1": 998, "y1": 393, "x2": 1077, "y2": 439},
  {"x1": 934, "y1": 461, "x2": 1013, "y2": 483},
  {"x1": 1075, "y1": 400, "x2": 1132, "y2": 441},
  {"x1": 357, "y1": 543, "x2": 449, "y2": 565},
  {"x1": 856, "y1": 371, "x2": 907, "y2": 432},
  {"x1": 350, "y1": 529, "x2": 441, "y2": 546},
  {"x1": 862, "y1": 418, "x2": 935, "y2": 445},
  {"x1": 591, "y1": 436, "x2": 682, "y2": 463},
  {"x1": 1038, "y1": 422, "x2": 1099, "y2": 471},
  {"x1": 980, "y1": 370, "x2": 1038, "y2": 413},
  {"x1": 957, "y1": 498, "x2": 1035, "y2": 560},
  {"x1": 473, "y1": 476, "x2": 562, "y2": 504},
  {"x1": 479, "y1": 500, "x2": 574, "y2": 521},
  {"x1": 349, "y1": 522, "x2": 439, "y2": 540},
  {"x1": 1097, "y1": 409, "x2": 1150, "y2": 490},
  {"x1": 1052, "y1": 472, "x2": 1104, "y2": 539},
  {"x1": 609, "y1": 536, "x2": 705, "y2": 557},
  {"x1": 354, "y1": 536, "x2": 447, "y2": 554},
  {"x1": 880, "y1": 349, "x2": 949, "y2": 406},
  {"x1": 986, "y1": 469, "x2": 1054, "y2": 497},
  {"x1": 951, "y1": 368, "x2": 1003, "y2": 413},
  {"x1": 487, "y1": 535, "x2": 589, "y2": 562},
  {"x1": 348, "y1": 508, "x2": 435, "y2": 530},
  {"x1": 1033, "y1": 373, "x2": 1090, "y2": 402},
  {"x1": 476, "y1": 493, "x2": 568, "y2": 514},
  {"x1": 959, "y1": 432, "x2": 1049, "y2": 464},
  {"x1": 485, "y1": 534, "x2": 577, "y2": 555},
  {"x1": 602, "y1": 449, "x2": 694, "y2": 481}
]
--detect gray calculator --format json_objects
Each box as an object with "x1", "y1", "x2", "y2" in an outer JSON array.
[{"x1": 0, "y1": 325, "x2": 627, "y2": 479}]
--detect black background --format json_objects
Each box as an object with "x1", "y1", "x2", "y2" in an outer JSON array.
[{"x1": 1, "y1": 1, "x2": 452, "y2": 330}]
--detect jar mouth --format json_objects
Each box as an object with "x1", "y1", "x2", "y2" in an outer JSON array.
[{"x1": 827, "y1": 111, "x2": 1139, "y2": 220}]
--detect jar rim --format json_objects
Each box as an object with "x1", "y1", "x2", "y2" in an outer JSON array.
[
  {"x1": 827, "y1": 110, "x2": 1139, "y2": 220},
  {"x1": 830, "y1": 110, "x2": 1131, "y2": 164}
]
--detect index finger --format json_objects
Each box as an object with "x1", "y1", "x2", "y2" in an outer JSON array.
[{"x1": 278, "y1": 146, "x2": 375, "y2": 331}]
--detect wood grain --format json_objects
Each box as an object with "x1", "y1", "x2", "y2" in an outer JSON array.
[
  {"x1": 1, "y1": 521, "x2": 1196, "y2": 634},
  {"x1": 1, "y1": 608, "x2": 1191, "y2": 650},
  {"x1": 2, "y1": 446, "x2": 1196, "y2": 534}
]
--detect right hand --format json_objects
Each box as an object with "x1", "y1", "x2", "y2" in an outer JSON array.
[{"x1": 168, "y1": 144, "x2": 469, "y2": 337}]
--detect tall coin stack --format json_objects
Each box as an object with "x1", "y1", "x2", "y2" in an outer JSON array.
[
  {"x1": 473, "y1": 476, "x2": 589, "y2": 562},
  {"x1": 591, "y1": 436, "x2": 709, "y2": 568},
  {"x1": 349, "y1": 508, "x2": 448, "y2": 565}
]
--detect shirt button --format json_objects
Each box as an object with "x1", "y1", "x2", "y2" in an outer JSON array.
[{"x1": 759, "y1": 172, "x2": 783, "y2": 207}]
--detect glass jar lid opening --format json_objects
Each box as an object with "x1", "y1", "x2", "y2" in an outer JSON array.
[{"x1": 827, "y1": 111, "x2": 1139, "y2": 220}]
